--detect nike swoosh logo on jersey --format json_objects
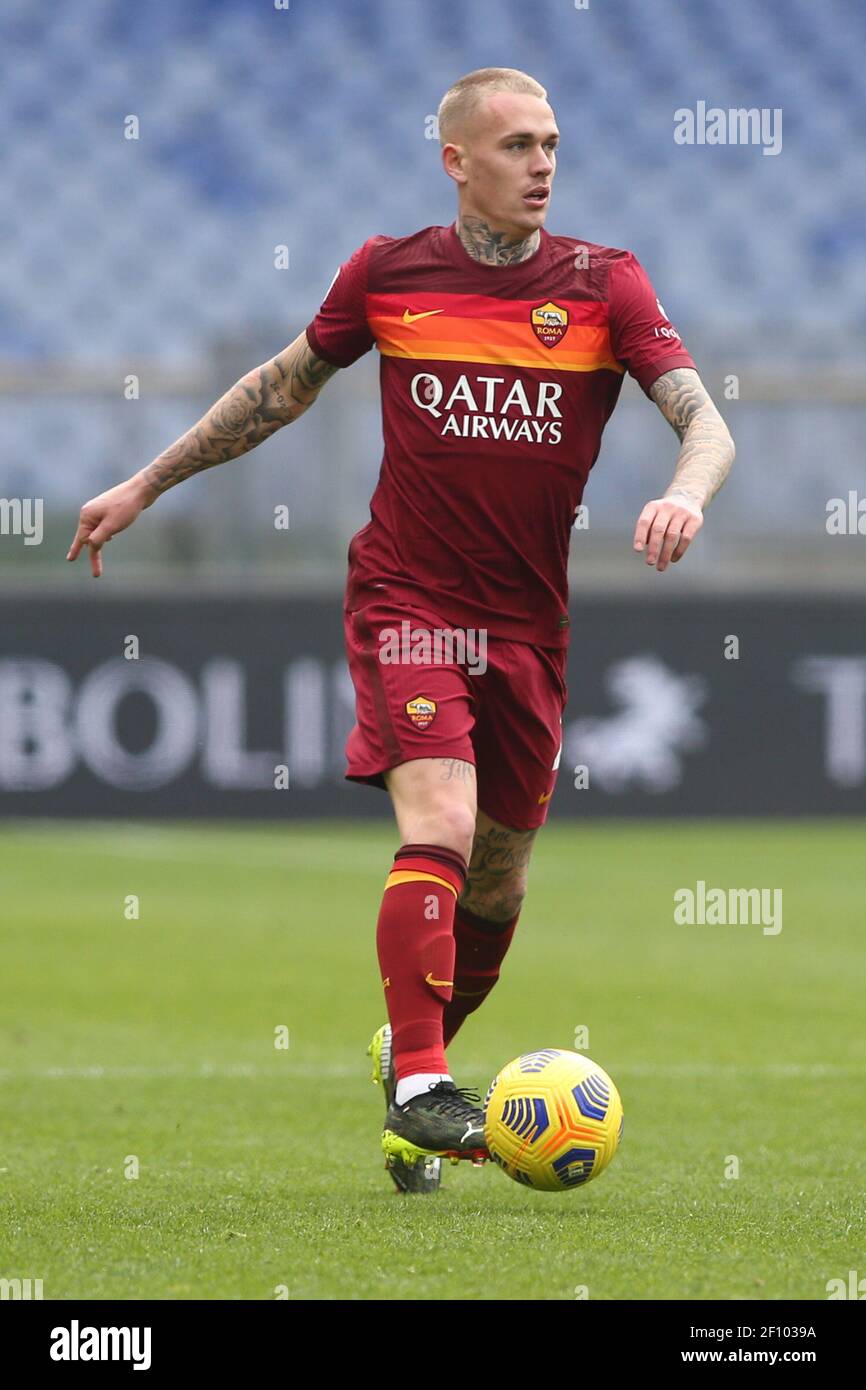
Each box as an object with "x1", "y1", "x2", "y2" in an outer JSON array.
[{"x1": 403, "y1": 308, "x2": 444, "y2": 323}]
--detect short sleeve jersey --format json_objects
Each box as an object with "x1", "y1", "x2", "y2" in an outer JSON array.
[{"x1": 306, "y1": 223, "x2": 695, "y2": 647}]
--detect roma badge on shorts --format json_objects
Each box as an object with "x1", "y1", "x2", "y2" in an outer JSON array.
[
  {"x1": 531, "y1": 301, "x2": 569, "y2": 348},
  {"x1": 406, "y1": 696, "x2": 437, "y2": 730}
]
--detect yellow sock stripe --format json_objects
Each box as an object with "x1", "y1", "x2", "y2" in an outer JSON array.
[{"x1": 384, "y1": 869, "x2": 459, "y2": 898}]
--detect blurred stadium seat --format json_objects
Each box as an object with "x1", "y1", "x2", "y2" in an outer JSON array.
[{"x1": 1, "y1": 0, "x2": 864, "y2": 579}]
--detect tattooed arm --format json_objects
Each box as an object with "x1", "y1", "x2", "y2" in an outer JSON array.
[
  {"x1": 137, "y1": 332, "x2": 338, "y2": 499},
  {"x1": 650, "y1": 367, "x2": 734, "y2": 509},
  {"x1": 67, "y1": 331, "x2": 338, "y2": 577},
  {"x1": 633, "y1": 367, "x2": 735, "y2": 572}
]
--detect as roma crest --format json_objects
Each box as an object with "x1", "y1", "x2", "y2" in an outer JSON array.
[
  {"x1": 531, "y1": 300, "x2": 569, "y2": 348},
  {"x1": 406, "y1": 696, "x2": 437, "y2": 730}
]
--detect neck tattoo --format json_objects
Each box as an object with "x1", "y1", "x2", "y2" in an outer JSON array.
[{"x1": 456, "y1": 215, "x2": 540, "y2": 266}]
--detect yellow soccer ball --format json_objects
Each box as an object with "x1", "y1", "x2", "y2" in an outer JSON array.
[{"x1": 484, "y1": 1049, "x2": 623, "y2": 1192}]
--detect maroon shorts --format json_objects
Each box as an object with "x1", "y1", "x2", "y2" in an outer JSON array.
[{"x1": 343, "y1": 594, "x2": 568, "y2": 831}]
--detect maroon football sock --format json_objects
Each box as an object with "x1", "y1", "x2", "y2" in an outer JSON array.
[
  {"x1": 376, "y1": 843, "x2": 468, "y2": 1081},
  {"x1": 442, "y1": 902, "x2": 520, "y2": 1047}
]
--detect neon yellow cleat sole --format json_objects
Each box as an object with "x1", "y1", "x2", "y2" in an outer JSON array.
[
  {"x1": 368, "y1": 1024, "x2": 444, "y2": 1192},
  {"x1": 382, "y1": 1128, "x2": 488, "y2": 1168},
  {"x1": 367, "y1": 1024, "x2": 391, "y2": 1093}
]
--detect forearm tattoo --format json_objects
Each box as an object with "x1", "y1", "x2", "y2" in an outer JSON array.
[
  {"x1": 649, "y1": 367, "x2": 735, "y2": 509},
  {"x1": 140, "y1": 339, "x2": 338, "y2": 498}
]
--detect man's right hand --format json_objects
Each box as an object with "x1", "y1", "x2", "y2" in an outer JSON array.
[
  {"x1": 67, "y1": 474, "x2": 152, "y2": 578},
  {"x1": 65, "y1": 334, "x2": 341, "y2": 579}
]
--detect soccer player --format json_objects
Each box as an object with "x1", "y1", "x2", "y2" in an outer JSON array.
[{"x1": 67, "y1": 68, "x2": 734, "y2": 1195}]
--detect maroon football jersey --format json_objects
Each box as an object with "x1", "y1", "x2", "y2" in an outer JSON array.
[{"x1": 305, "y1": 223, "x2": 695, "y2": 647}]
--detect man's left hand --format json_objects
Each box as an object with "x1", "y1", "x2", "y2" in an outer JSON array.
[{"x1": 633, "y1": 493, "x2": 704, "y2": 572}]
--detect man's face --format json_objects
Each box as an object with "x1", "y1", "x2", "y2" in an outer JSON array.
[{"x1": 444, "y1": 91, "x2": 559, "y2": 237}]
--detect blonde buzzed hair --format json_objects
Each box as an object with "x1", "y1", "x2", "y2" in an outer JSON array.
[{"x1": 437, "y1": 67, "x2": 548, "y2": 146}]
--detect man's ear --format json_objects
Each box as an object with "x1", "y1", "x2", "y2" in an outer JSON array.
[{"x1": 441, "y1": 143, "x2": 468, "y2": 187}]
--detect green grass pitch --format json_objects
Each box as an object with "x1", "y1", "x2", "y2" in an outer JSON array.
[{"x1": 1, "y1": 818, "x2": 864, "y2": 1301}]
